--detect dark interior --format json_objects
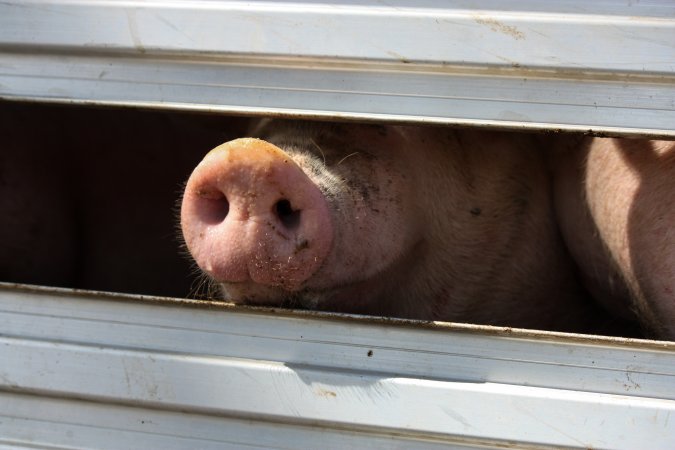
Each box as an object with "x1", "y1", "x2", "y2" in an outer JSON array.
[{"x1": 0, "y1": 100, "x2": 249, "y2": 298}]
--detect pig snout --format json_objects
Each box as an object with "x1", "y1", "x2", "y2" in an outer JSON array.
[{"x1": 180, "y1": 138, "x2": 333, "y2": 291}]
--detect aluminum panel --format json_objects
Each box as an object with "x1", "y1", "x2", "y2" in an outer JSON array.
[
  {"x1": 0, "y1": 1, "x2": 674, "y2": 136},
  {"x1": 1, "y1": 284, "x2": 674, "y2": 449},
  {"x1": 0, "y1": 393, "x2": 492, "y2": 450}
]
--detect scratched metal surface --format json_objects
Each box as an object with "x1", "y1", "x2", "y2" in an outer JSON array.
[
  {"x1": 1, "y1": 283, "x2": 674, "y2": 449},
  {"x1": 0, "y1": 0, "x2": 674, "y2": 137}
]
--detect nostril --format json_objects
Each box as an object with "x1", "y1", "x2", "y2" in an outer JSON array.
[
  {"x1": 275, "y1": 199, "x2": 301, "y2": 230},
  {"x1": 196, "y1": 189, "x2": 229, "y2": 224}
]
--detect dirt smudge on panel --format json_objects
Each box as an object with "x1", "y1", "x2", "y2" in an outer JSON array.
[{"x1": 474, "y1": 15, "x2": 525, "y2": 40}]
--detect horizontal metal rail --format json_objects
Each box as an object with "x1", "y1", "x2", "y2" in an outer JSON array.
[
  {"x1": 1, "y1": 283, "x2": 674, "y2": 449},
  {"x1": 1, "y1": 1, "x2": 674, "y2": 137}
]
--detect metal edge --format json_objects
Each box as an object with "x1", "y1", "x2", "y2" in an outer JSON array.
[
  {"x1": 2, "y1": 282, "x2": 673, "y2": 350},
  {"x1": 0, "y1": 391, "x2": 576, "y2": 450},
  {"x1": 2, "y1": 97, "x2": 673, "y2": 140},
  {"x1": 2, "y1": 45, "x2": 675, "y2": 83}
]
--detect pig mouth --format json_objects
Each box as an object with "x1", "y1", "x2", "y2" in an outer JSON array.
[
  {"x1": 212, "y1": 239, "x2": 423, "y2": 315},
  {"x1": 213, "y1": 269, "x2": 394, "y2": 315},
  {"x1": 220, "y1": 283, "x2": 313, "y2": 309},
  {"x1": 216, "y1": 281, "x2": 339, "y2": 310}
]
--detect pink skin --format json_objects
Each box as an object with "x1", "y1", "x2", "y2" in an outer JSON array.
[
  {"x1": 552, "y1": 137, "x2": 675, "y2": 339},
  {"x1": 182, "y1": 124, "x2": 420, "y2": 310},
  {"x1": 181, "y1": 138, "x2": 333, "y2": 291},
  {"x1": 181, "y1": 120, "x2": 596, "y2": 332}
]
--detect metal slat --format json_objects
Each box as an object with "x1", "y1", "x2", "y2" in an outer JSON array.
[
  {"x1": 1, "y1": 284, "x2": 674, "y2": 449},
  {"x1": 1, "y1": 0, "x2": 674, "y2": 136},
  {"x1": 2, "y1": 284, "x2": 675, "y2": 400},
  {"x1": 0, "y1": 393, "x2": 487, "y2": 450}
]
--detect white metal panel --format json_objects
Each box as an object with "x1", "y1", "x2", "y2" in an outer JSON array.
[
  {"x1": 1, "y1": 283, "x2": 674, "y2": 449},
  {"x1": 1, "y1": 0, "x2": 673, "y2": 72},
  {"x1": 0, "y1": 1, "x2": 674, "y2": 136},
  {"x1": 1, "y1": 393, "x2": 489, "y2": 450}
]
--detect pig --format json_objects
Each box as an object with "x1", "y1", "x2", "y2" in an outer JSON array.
[
  {"x1": 181, "y1": 119, "x2": 604, "y2": 332},
  {"x1": 551, "y1": 136, "x2": 675, "y2": 339}
]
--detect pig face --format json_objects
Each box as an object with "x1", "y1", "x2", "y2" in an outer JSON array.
[
  {"x1": 182, "y1": 119, "x2": 593, "y2": 330},
  {"x1": 181, "y1": 120, "x2": 422, "y2": 314}
]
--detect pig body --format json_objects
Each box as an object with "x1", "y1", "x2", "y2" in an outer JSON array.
[
  {"x1": 182, "y1": 120, "x2": 597, "y2": 331},
  {"x1": 552, "y1": 137, "x2": 675, "y2": 339}
]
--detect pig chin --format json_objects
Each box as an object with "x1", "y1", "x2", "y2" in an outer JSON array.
[
  {"x1": 213, "y1": 218, "x2": 423, "y2": 312},
  {"x1": 216, "y1": 281, "x2": 327, "y2": 310},
  {"x1": 218, "y1": 282, "x2": 379, "y2": 312},
  {"x1": 217, "y1": 282, "x2": 291, "y2": 307},
  {"x1": 215, "y1": 247, "x2": 409, "y2": 314}
]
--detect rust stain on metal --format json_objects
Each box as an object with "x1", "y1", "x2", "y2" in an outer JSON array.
[
  {"x1": 315, "y1": 388, "x2": 337, "y2": 398},
  {"x1": 474, "y1": 15, "x2": 525, "y2": 40}
]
